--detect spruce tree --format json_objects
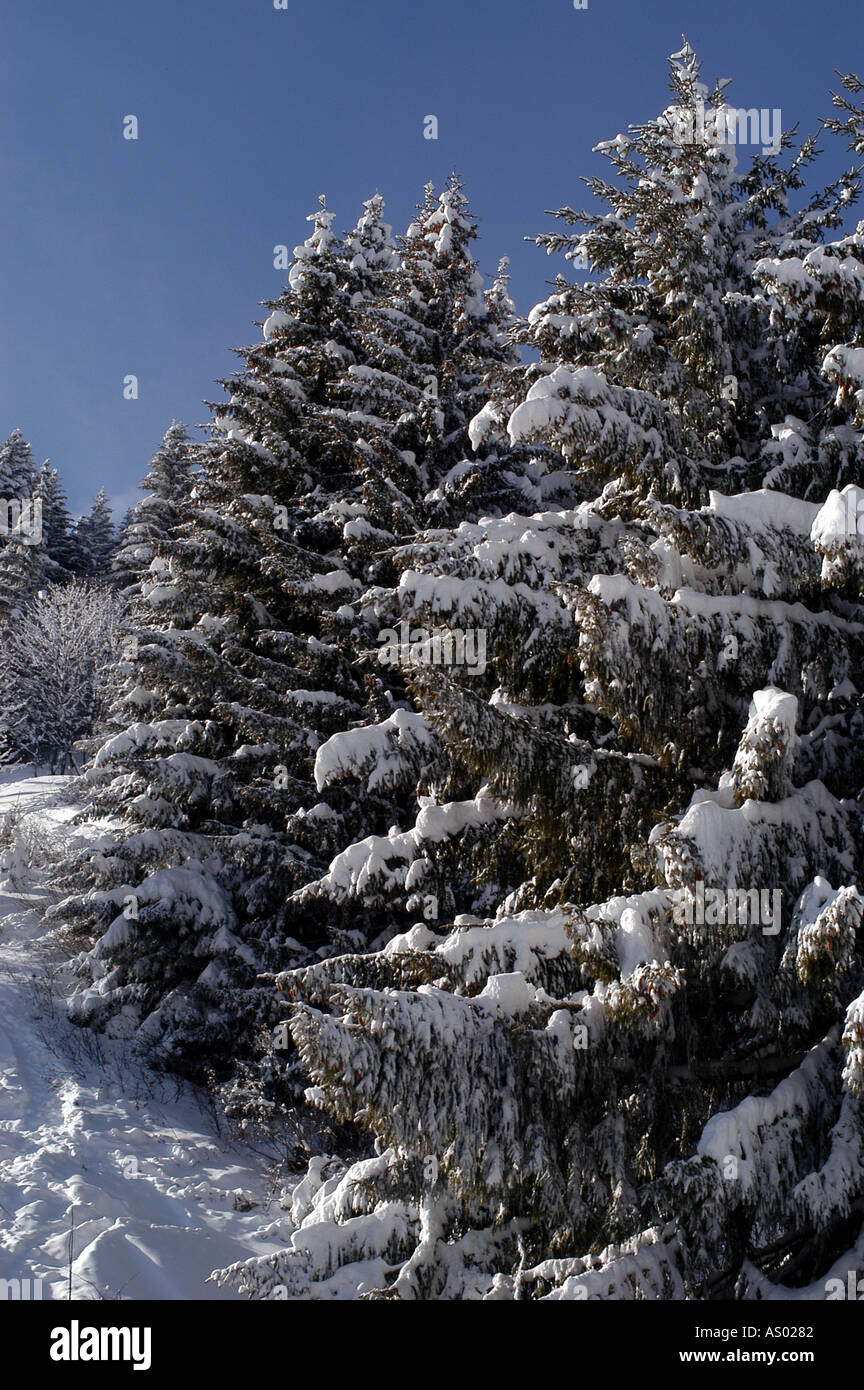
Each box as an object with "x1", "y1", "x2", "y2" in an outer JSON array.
[
  {"x1": 327, "y1": 175, "x2": 521, "y2": 574},
  {"x1": 54, "y1": 183, "x2": 521, "y2": 1114},
  {"x1": 35, "y1": 461, "x2": 78, "y2": 579},
  {"x1": 0, "y1": 430, "x2": 44, "y2": 623},
  {"x1": 112, "y1": 422, "x2": 196, "y2": 599},
  {"x1": 0, "y1": 428, "x2": 38, "y2": 501},
  {"x1": 213, "y1": 48, "x2": 864, "y2": 1301},
  {"x1": 0, "y1": 537, "x2": 43, "y2": 625},
  {"x1": 270, "y1": 182, "x2": 529, "y2": 981},
  {"x1": 73, "y1": 487, "x2": 117, "y2": 578},
  {"x1": 295, "y1": 43, "x2": 859, "y2": 935},
  {"x1": 53, "y1": 196, "x2": 366, "y2": 1081}
]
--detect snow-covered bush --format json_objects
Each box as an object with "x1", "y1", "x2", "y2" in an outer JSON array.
[{"x1": 0, "y1": 582, "x2": 128, "y2": 773}]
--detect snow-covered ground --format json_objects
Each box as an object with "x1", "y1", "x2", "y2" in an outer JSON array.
[{"x1": 0, "y1": 772, "x2": 287, "y2": 1300}]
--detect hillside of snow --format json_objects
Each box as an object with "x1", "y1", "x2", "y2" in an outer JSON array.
[{"x1": 0, "y1": 772, "x2": 290, "y2": 1300}]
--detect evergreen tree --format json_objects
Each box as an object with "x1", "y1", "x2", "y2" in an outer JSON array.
[
  {"x1": 0, "y1": 430, "x2": 44, "y2": 623},
  {"x1": 0, "y1": 428, "x2": 38, "y2": 501},
  {"x1": 35, "y1": 461, "x2": 78, "y2": 579},
  {"x1": 112, "y1": 422, "x2": 196, "y2": 598},
  {"x1": 54, "y1": 182, "x2": 522, "y2": 1114},
  {"x1": 54, "y1": 196, "x2": 363, "y2": 1080},
  {"x1": 73, "y1": 487, "x2": 117, "y2": 578},
  {"x1": 0, "y1": 536, "x2": 43, "y2": 625},
  {"x1": 295, "y1": 43, "x2": 860, "y2": 935},
  {"x1": 323, "y1": 176, "x2": 521, "y2": 574},
  {"x1": 213, "y1": 49, "x2": 864, "y2": 1301}
]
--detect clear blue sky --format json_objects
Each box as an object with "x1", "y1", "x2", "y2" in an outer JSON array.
[{"x1": 1, "y1": 0, "x2": 862, "y2": 515}]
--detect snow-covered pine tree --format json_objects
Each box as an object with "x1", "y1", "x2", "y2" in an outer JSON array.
[
  {"x1": 0, "y1": 430, "x2": 44, "y2": 624},
  {"x1": 0, "y1": 428, "x2": 38, "y2": 502},
  {"x1": 34, "y1": 461, "x2": 78, "y2": 580},
  {"x1": 0, "y1": 537, "x2": 43, "y2": 626},
  {"x1": 53, "y1": 182, "x2": 525, "y2": 1115},
  {"x1": 51, "y1": 196, "x2": 369, "y2": 1085},
  {"x1": 286, "y1": 185, "x2": 554, "y2": 942},
  {"x1": 247, "y1": 183, "x2": 524, "y2": 1113},
  {"x1": 112, "y1": 422, "x2": 196, "y2": 599},
  {"x1": 73, "y1": 487, "x2": 117, "y2": 578},
  {"x1": 326, "y1": 176, "x2": 521, "y2": 574},
  {"x1": 294, "y1": 42, "x2": 859, "y2": 940},
  {"x1": 426, "y1": 251, "x2": 572, "y2": 525},
  {"x1": 214, "y1": 48, "x2": 864, "y2": 1300}
]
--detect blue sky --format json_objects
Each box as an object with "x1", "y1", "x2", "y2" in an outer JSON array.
[{"x1": 1, "y1": 0, "x2": 862, "y2": 515}]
